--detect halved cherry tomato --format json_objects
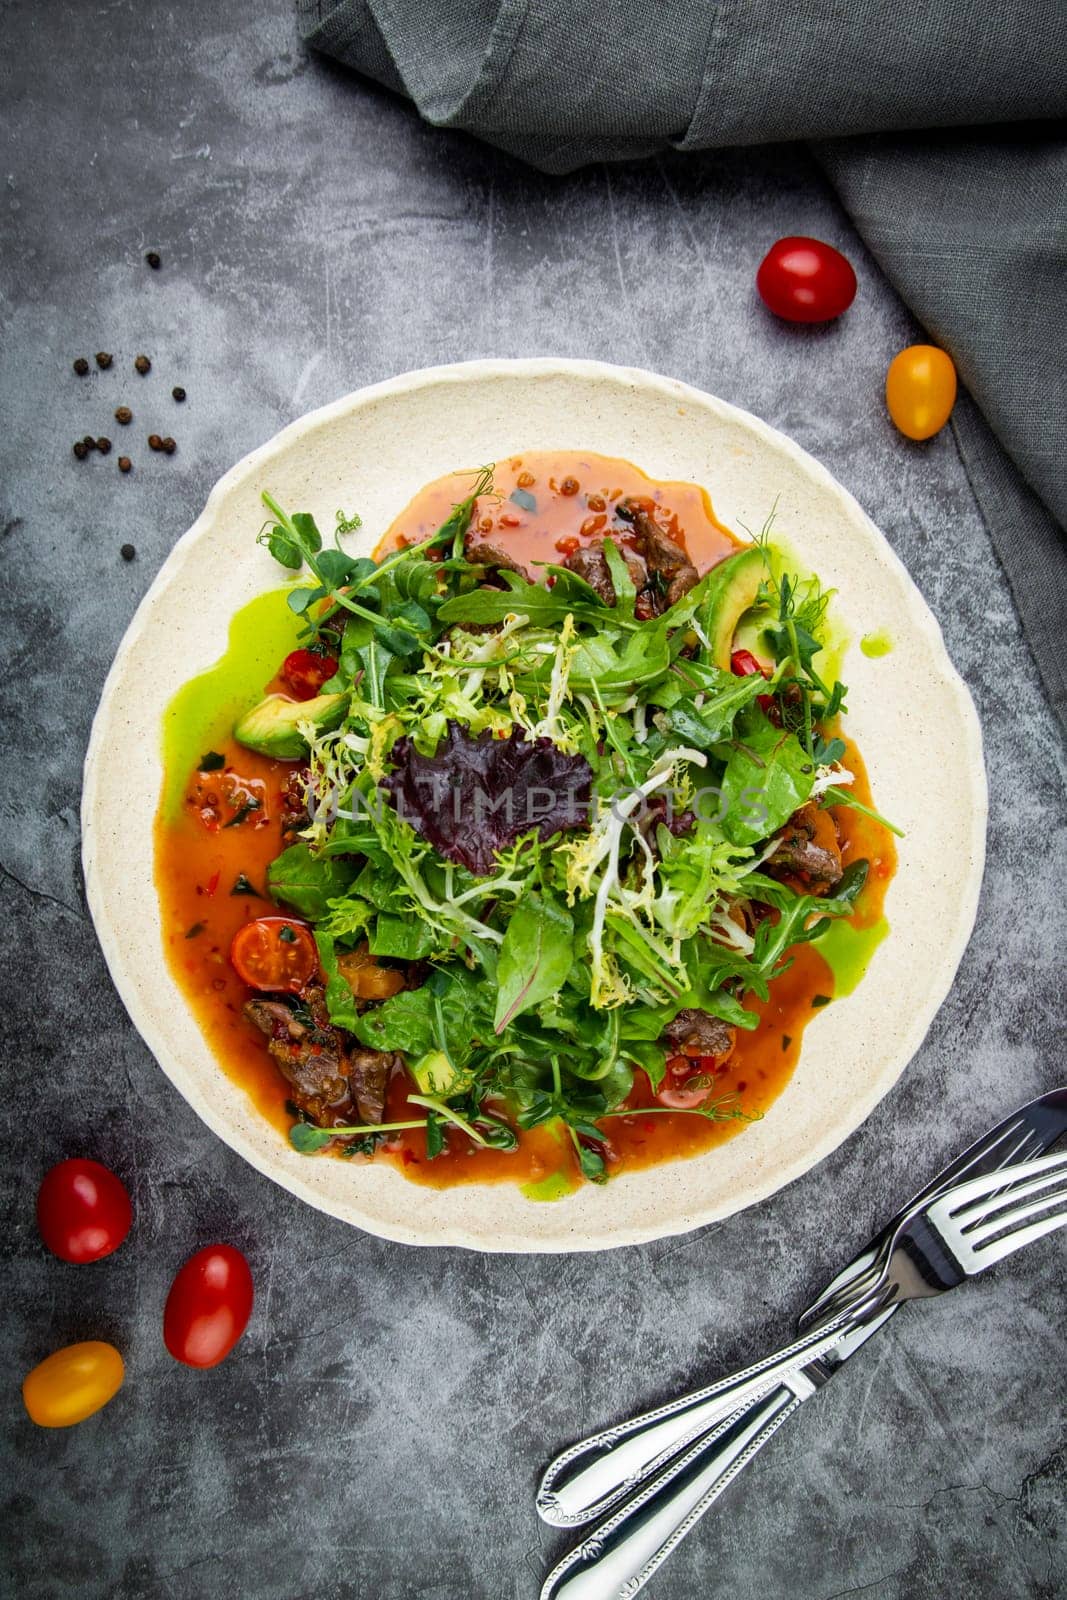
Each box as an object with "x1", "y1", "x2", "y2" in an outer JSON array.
[
  {"x1": 164, "y1": 1244, "x2": 254, "y2": 1369},
  {"x1": 23, "y1": 1341, "x2": 125, "y2": 1427},
  {"x1": 756, "y1": 237, "x2": 857, "y2": 323},
  {"x1": 281, "y1": 649, "x2": 338, "y2": 701},
  {"x1": 885, "y1": 344, "x2": 957, "y2": 440},
  {"x1": 37, "y1": 1158, "x2": 132, "y2": 1264},
  {"x1": 229, "y1": 917, "x2": 316, "y2": 992},
  {"x1": 656, "y1": 1054, "x2": 724, "y2": 1110},
  {"x1": 730, "y1": 648, "x2": 775, "y2": 713}
]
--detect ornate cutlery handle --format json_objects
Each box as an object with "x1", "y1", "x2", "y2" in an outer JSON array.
[
  {"x1": 540, "y1": 1384, "x2": 801, "y2": 1600},
  {"x1": 537, "y1": 1317, "x2": 849, "y2": 1528}
]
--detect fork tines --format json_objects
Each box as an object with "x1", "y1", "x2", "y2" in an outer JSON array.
[{"x1": 928, "y1": 1149, "x2": 1067, "y2": 1266}]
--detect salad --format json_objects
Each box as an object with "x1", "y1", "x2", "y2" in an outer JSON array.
[{"x1": 157, "y1": 454, "x2": 896, "y2": 1192}]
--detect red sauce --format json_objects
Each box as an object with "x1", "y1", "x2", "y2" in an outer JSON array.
[
  {"x1": 379, "y1": 450, "x2": 740, "y2": 576},
  {"x1": 154, "y1": 453, "x2": 896, "y2": 1191}
]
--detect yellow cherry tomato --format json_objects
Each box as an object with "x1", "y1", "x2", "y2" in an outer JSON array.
[
  {"x1": 885, "y1": 344, "x2": 957, "y2": 440},
  {"x1": 22, "y1": 1340, "x2": 125, "y2": 1428}
]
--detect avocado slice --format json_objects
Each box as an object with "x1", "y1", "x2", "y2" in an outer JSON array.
[
  {"x1": 411, "y1": 1049, "x2": 474, "y2": 1098},
  {"x1": 233, "y1": 690, "x2": 347, "y2": 759},
  {"x1": 700, "y1": 546, "x2": 767, "y2": 669}
]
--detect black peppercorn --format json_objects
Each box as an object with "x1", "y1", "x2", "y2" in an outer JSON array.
[
  {"x1": 96, "y1": 436, "x2": 112, "y2": 454},
  {"x1": 172, "y1": 386, "x2": 186, "y2": 402},
  {"x1": 73, "y1": 357, "x2": 90, "y2": 376},
  {"x1": 148, "y1": 433, "x2": 162, "y2": 451},
  {"x1": 145, "y1": 251, "x2": 161, "y2": 270},
  {"x1": 115, "y1": 405, "x2": 132, "y2": 425},
  {"x1": 95, "y1": 352, "x2": 113, "y2": 370},
  {"x1": 134, "y1": 354, "x2": 151, "y2": 375},
  {"x1": 121, "y1": 542, "x2": 136, "y2": 560},
  {"x1": 73, "y1": 440, "x2": 89, "y2": 460},
  {"x1": 118, "y1": 456, "x2": 132, "y2": 474},
  {"x1": 82, "y1": 435, "x2": 96, "y2": 450},
  {"x1": 161, "y1": 436, "x2": 176, "y2": 455}
]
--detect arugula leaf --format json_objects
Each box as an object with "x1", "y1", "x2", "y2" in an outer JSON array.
[
  {"x1": 437, "y1": 572, "x2": 610, "y2": 628},
  {"x1": 663, "y1": 670, "x2": 771, "y2": 747},
  {"x1": 357, "y1": 638, "x2": 396, "y2": 707},
  {"x1": 746, "y1": 860, "x2": 869, "y2": 976},
  {"x1": 569, "y1": 621, "x2": 670, "y2": 692}
]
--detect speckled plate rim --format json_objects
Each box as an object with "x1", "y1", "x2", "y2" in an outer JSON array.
[{"x1": 82, "y1": 358, "x2": 987, "y2": 1252}]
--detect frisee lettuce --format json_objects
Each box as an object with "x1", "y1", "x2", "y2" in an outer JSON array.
[{"x1": 250, "y1": 474, "x2": 895, "y2": 1180}]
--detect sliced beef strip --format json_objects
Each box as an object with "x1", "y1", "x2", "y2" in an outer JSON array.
[
  {"x1": 661, "y1": 1008, "x2": 736, "y2": 1058},
  {"x1": 563, "y1": 539, "x2": 648, "y2": 607},
  {"x1": 767, "y1": 801, "x2": 843, "y2": 888},
  {"x1": 244, "y1": 981, "x2": 399, "y2": 1129},
  {"x1": 664, "y1": 566, "x2": 699, "y2": 606},
  {"x1": 350, "y1": 1048, "x2": 393, "y2": 1124},
  {"x1": 463, "y1": 532, "x2": 528, "y2": 575},
  {"x1": 617, "y1": 500, "x2": 699, "y2": 607}
]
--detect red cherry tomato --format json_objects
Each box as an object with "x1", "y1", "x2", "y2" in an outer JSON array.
[
  {"x1": 229, "y1": 917, "x2": 317, "y2": 992},
  {"x1": 756, "y1": 237, "x2": 857, "y2": 323},
  {"x1": 37, "y1": 1159, "x2": 132, "y2": 1264},
  {"x1": 281, "y1": 649, "x2": 338, "y2": 701},
  {"x1": 164, "y1": 1244, "x2": 254, "y2": 1369},
  {"x1": 656, "y1": 1055, "x2": 726, "y2": 1110}
]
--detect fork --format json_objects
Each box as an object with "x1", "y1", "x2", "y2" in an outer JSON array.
[
  {"x1": 540, "y1": 1148, "x2": 1067, "y2": 1600},
  {"x1": 538, "y1": 1088, "x2": 1067, "y2": 1530}
]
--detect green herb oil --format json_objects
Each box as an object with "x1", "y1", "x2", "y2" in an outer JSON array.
[
  {"x1": 160, "y1": 588, "x2": 303, "y2": 818},
  {"x1": 860, "y1": 630, "x2": 894, "y2": 659},
  {"x1": 817, "y1": 916, "x2": 890, "y2": 998},
  {"x1": 521, "y1": 1169, "x2": 579, "y2": 1203}
]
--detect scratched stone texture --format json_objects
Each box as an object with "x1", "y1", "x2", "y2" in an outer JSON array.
[{"x1": 1, "y1": 3, "x2": 1065, "y2": 1598}]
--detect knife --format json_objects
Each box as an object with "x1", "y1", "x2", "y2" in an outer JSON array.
[
  {"x1": 539, "y1": 1088, "x2": 1067, "y2": 1599},
  {"x1": 539, "y1": 1318, "x2": 885, "y2": 1600},
  {"x1": 537, "y1": 1088, "x2": 1067, "y2": 1531}
]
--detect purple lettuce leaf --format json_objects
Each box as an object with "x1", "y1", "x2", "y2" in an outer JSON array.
[{"x1": 382, "y1": 723, "x2": 592, "y2": 876}]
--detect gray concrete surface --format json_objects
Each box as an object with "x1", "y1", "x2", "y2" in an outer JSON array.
[{"x1": 1, "y1": 3, "x2": 1064, "y2": 1597}]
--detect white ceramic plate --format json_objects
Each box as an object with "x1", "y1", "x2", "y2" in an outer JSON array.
[{"x1": 82, "y1": 359, "x2": 986, "y2": 1252}]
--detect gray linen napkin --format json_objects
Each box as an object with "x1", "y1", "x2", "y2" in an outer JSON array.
[{"x1": 296, "y1": 1, "x2": 1067, "y2": 728}]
